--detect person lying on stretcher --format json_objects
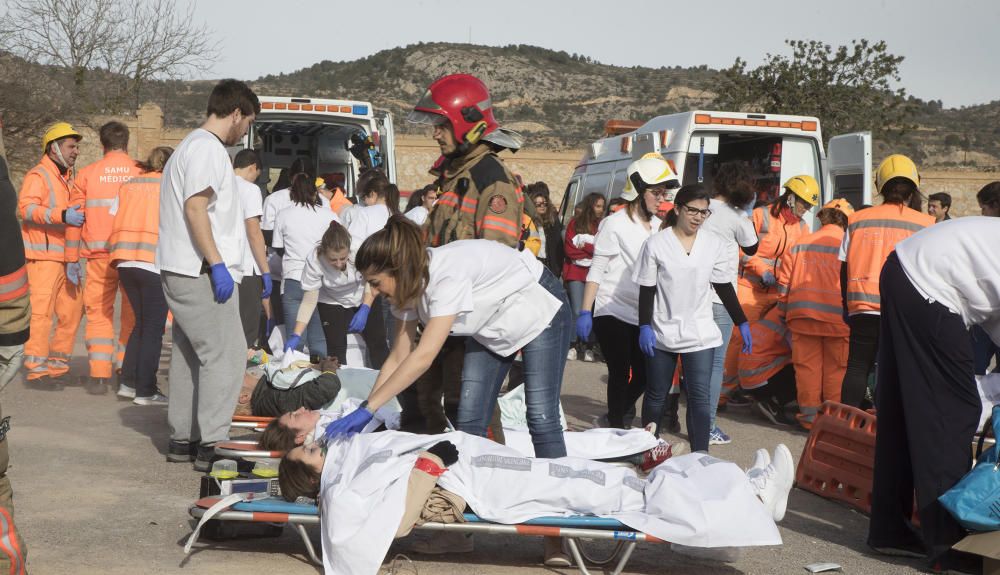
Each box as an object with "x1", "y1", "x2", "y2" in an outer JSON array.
[
  {"x1": 259, "y1": 402, "x2": 679, "y2": 473},
  {"x1": 276, "y1": 426, "x2": 795, "y2": 575}
]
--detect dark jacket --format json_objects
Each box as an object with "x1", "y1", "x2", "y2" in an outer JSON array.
[
  {"x1": 0, "y1": 156, "x2": 29, "y2": 346},
  {"x1": 539, "y1": 220, "x2": 564, "y2": 278}
]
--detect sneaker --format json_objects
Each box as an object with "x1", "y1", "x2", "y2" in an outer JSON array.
[
  {"x1": 748, "y1": 448, "x2": 771, "y2": 473},
  {"x1": 639, "y1": 440, "x2": 673, "y2": 473},
  {"x1": 543, "y1": 536, "x2": 572, "y2": 567},
  {"x1": 193, "y1": 443, "x2": 218, "y2": 472},
  {"x1": 566, "y1": 347, "x2": 577, "y2": 361},
  {"x1": 868, "y1": 542, "x2": 926, "y2": 559},
  {"x1": 709, "y1": 427, "x2": 732, "y2": 445},
  {"x1": 85, "y1": 377, "x2": 109, "y2": 396},
  {"x1": 726, "y1": 388, "x2": 753, "y2": 408},
  {"x1": 167, "y1": 440, "x2": 196, "y2": 463},
  {"x1": 117, "y1": 384, "x2": 136, "y2": 399},
  {"x1": 747, "y1": 444, "x2": 795, "y2": 522},
  {"x1": 582, "y1": 349, "x2": 595, "y2": 362},
  {"x1": 134, "y1": 392, "x2": 168, "y2": 406},
  {"x1": 755, "y1": 397, "x2": 787, "y2": 426},
  {"x1": 408, "y1": 532, "x2": 474, "y2": 554}
]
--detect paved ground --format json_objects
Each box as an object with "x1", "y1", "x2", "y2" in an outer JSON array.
[{"x1": 6, "y1": 330, "x2": 928, "y2": 575}]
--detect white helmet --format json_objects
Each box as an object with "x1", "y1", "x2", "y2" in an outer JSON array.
[{"x1": 622, "y1": 153, "x2": 680, "y2": 201}]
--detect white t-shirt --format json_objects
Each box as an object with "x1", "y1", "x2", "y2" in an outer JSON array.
[
  {"x1": 586, "y1": 209, "x2": 661, "y2": 325},
  {"x1": 348, "y1": 204, "x2": 392, "y2": 255},
  {"x1": 299, "y1": 249, "x2": 365, "y2": 308},
  {"x1": 236, "y1": 176, "x2": 264, "y2": 276},
  {"x1": 156, "y1": 128, "x2": 246, "y2": 281},
  {"x1": 404, "y1": 205, "x2": 429, "y2": 226},
  {"x1": 896, "y1": 217, "x2": 1000, "y2": 346},
  {"x1": 261, "y1": 187, "x2": 330, "y2": 278},
  {"x1": 272, "y1": 202, "x2": 338, "y2": 287},
  {"x1": 634, "y1": 228, "x2": 729, "y2": 352},
  {"x1": 701, "y1": 198, "x2": 758, "y2": 305},
  {"x1": 391, "y1": 240, "x2": 562, "y2": 357}
]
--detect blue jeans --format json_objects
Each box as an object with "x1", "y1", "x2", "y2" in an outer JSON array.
[
  {"x1": 282, "y1": 278, "x2": 327, "y2": 357},
  {"x1": 708, "y1": 302, "x2": 734, "y2": 429},
  {"x1": 457, "y1": 268, "x2": 572, "y2": 458},
  {"x1": 644, "y1": 346, "x2": 715, "y2": 452},
  {"x1": 565, "y1": 280, "x2": 594, "y2": 345}
]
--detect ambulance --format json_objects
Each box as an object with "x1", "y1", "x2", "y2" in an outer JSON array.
[
  {"x1": 560, "y1": 111, "x2": 872, "y2": 229},
  {"x1": 240, "y1": 95, "x2": 397, "y2": 195}
]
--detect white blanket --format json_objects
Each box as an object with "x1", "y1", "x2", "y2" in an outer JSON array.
[{"x1": 318, "y1": 430, "x2": 781, "y2": 575}]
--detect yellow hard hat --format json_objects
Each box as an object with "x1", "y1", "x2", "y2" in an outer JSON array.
[
  {"x1": 822, "y1": 198, "x2": 854, "y2": 216},
  {"x1": 875, "y1": 154, "x2": 919, "y2": 195},
  {"x1": 784, "y1": 175, "x2": 820, "y2": 206},
  {"x1": 315, "y1": 177, "x2": 326, "y2": 189},
  {"x1": 42, "y1": 122, "x2": 82, "y2": 153}
]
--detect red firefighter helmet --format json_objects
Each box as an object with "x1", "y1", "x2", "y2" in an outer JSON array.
[{"x1": 407, "y1": 74, "x2": 500, "y2": 145}]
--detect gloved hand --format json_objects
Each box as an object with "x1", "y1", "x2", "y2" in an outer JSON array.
[
  {"x1": 760, "y1": 271, "x2": 777, "y2": 287},
  {"x1": 209, "y1": 263, "x2": 234, "y2": 303},
  {"x1": 64, "y1": 205, "x2": 85, "y2": 227},
  {"x1": 284, "y1": 333, "x2": 302, "y2": 353},
  {"x1": 322, "y1": 405, "x2": 374, "y2": 442},
  {"x1": 639, "y1": 324, "x2": 657, "y2": 358},
  {"x1": 66, "y1": 262, "x2": 82, "y2": 286},
  {"x1": 738, "y1": 322, "x2": 753, "y2": 354},
  {"x1": 576, "y1": 310, "x2": 593, "y2": 341},
  {"x1": 261, "y1": 274, "x2": 273, "y2": 299},
  {"x1": 427, "y1": 440, "x2": 459, "y2": 467},
  {"x1": 348, "y1": 304, "x2": 371, "y2": 333}
]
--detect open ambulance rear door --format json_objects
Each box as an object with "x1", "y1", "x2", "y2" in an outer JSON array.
[
  {"x1": 825, "y1": 132, "x2": 873, "y2": 210},
  {"x1": 375, "y1": 110, "x2": 396, "y2": 184}
]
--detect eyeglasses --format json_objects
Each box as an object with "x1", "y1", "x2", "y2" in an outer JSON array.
[
  {"x1": 534, "y1": 200, "x2": 548, "y2": 207},
  {"x1": 680, "y1": 204, "x2": 712, "y2": 218}
]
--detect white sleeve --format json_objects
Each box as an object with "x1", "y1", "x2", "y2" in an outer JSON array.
[
  {"x1": 734, "y1": 215, "x2": 758, "y2": 248},
  {"x1": 586, "y1": 253, "x2": 611, "y2": 283},
  {"x1": 261, "y1": 195, "x2": 277, "y2": 231},
  {"x1": 633, "y1": 238, "x2": 658, "y2": 287},
  {"x1": 272, "y1": 211, "x2": 285, "y2": 249},
  {"x1": 182, "y1": 140, "x2": 229, "y2": 202},
  {"x1": 710, "y1": 238, "x2": 730, "y2": 284},
  {"x1": 241, "y1": 182, "x2": 264, "y2": 220},
  {"x1": 592, "y1": 217, "x2": 619, "y2": 257},
  {"x1": 300, "y1": 251, "x2": 324, "y2": 292},
  {"x1": 838, "y1": 230, "x2": 850, "y2": 262}
]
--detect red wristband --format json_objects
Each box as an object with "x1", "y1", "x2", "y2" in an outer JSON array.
[{"x1": 414, "y1": 457, "x2": 447, "y2": 477}]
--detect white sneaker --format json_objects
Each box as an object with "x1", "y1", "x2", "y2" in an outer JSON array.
[
  {"x1": 582, "y1": 349, "x2": 595, "y2": 362},
  {"x1": 566, "y1": 347, "x2": 577, "y2": 361},
  {"x1": 117, "y1": 384, "x2": 136, "y2": 399},
  {"x1": 749, "y1": 448, "x2": 771, "y2": 473},
  {"x1": 748, "y1": 444, "x2": 795, "y2": 522},
  {"x1": 408, "y1": 531, "x2": 474, "y2": 554},
  {"x1": 543, "y1": 536, "x2": 572, "y2": 567},
  {"x1": 134, "y1": 393, "x2": 168, "y2": 406}
]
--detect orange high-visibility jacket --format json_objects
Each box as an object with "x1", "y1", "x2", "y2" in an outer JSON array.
[
  {"x1": 843, "y1": 203, "x2": 934, "y2": 314},
  {"x1": 776, "y1": 224, "x2": 849, "y2": 337},
  {"x1": 108, "y1": 172, "x2": 162, "y2": 266},
  {"x1": 69, "y1": 150, "x2": 138, "y2": 260},
  {"x1": 737, "y1": 306, "x2": 792, "y2": 390},
  {"x1": 739, "y1": 206, "x2": 807, "y2": 290},
  {"x1": 18, "y1": 155, "x2": 81, "y2": 262}
]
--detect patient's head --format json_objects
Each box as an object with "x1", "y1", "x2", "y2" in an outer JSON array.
[
  {"x1": 279, "y1": 443, "x2": 324, "y2": 501},
  {"x1": 259, "y1": 407, "x2": 320, "y2": 451}
]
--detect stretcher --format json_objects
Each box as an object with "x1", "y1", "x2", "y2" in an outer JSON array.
[
  {"x1": 230, "y1": 415, "x2": 272, "y2": 432},
  {"x1": 188, "y1": 496, "x2": 665, "y2": 575}
]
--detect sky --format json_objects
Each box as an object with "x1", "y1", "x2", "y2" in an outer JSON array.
[{"x1": 191, "y1": 0, "x2": 998, "y2": 109}]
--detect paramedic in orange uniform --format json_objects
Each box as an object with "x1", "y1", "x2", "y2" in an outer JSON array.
[
  {"x1": 721, "y1": 175, "x2": 816, "y2": 401},
  {"x1": 776, "y1": 199, "x2": 853, "y2": 428},
  {"x1": 18, "y1": 123, "x2": 85, "y2": 389},
  {"x1": 68, "y1": 121, "x2": 138, "y2": 394},
  {"x1": 838, "y1": 155, "x2": 934, "y2": 407}
]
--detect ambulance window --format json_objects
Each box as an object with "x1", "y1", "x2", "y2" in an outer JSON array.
[
  {"x1": 833, "y1": 174, "x2": 864, "y2": 209},
  {"x1": 582, "y1": 172, "x2": 611, "y2": 199},
  {"x1": 609, "y1": 169, "x2": 628, "y2": 201},
  {"x1": 560, "y1": 178, "x2": 581, "y2": 225},
  {"x1": 778, "y1": 137, "x2": 821, "y2": 190}
]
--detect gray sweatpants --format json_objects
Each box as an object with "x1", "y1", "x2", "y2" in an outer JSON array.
[{"x1": 161, "y1": 272, "x2": 245, "y2": 445}]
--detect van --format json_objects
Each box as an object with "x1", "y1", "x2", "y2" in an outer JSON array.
[
  {"x1": 559, "y1": 111, "x2": 871, "y2": 229},
  {"x1": 240, "y1": 96, "x2": 397, "y2": 196}
]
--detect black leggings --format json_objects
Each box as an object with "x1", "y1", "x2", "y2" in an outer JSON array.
[
  {"x1": 118, "y1": 267, "x2": 168, "y2": 397},
  {"x1": 593, "y1": 315, "x2": 647, "y2": 428},
  {"x1": 317, "y1": 302, "x2": 389, "y2": 368},
  {"x1": 841, "y1": 313, "x2": 881, "y2": 407}
]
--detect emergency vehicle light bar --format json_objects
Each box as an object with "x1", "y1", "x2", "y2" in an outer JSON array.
[
  {"x1": 694, "y1": 114, "x2": 817, "y2": 131},
  {"x1": 259, "y1": 101, "x2": 370, "y2": 115}
]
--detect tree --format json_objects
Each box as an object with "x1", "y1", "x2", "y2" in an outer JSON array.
[{"x1": 713, "y1": 39, "x2": 915, "y2": 138}]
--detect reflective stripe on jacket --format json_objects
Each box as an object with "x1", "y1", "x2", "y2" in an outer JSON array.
[
  {"x1": 70, "y1": 150, "x2": 138, "y2": 259},
  {"x1": 737, "y1": 306, "x2": 791, "y2": 389},
  {"x1": 109, "y1": 173, "x2": 162, "y2": 265},
  {"x1": 18, "y1": 156, "x2": 79, "y2": 262},
  {"x1": 739, "y1": 206, "x2": 807, "y2": 291},
  {"x1": 776, "y1": 224, "x2": 848, "y2": 337}
]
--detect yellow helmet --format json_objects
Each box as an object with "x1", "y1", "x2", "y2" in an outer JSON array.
[
  {"x1": 875, "y1": 154, "x2": 919, "y2": 195},
  {"x1": 784, "y1": 175, "x2": 820, "y2": 206},
  {"x1": 822, "y1": 198, "x2": 854, "y2": 216},
  {"x1": 315, "y1": 177, "x2": 326, "y2": 189},
  {"x1": 42, "y1": 122, "x2": 83, "y2": 153}
]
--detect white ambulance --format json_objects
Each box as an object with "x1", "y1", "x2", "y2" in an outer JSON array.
[
  {"x1": 560, "y1": 111, "x2": 871, "y2": 228},
  {"x1": 241, "y1": 95, "x2": 397, "y2": 195}
]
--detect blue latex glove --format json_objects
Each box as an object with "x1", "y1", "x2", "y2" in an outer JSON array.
[
  {"x1": 576, "y1": 311, "x2": 593, "y2": 341},
  {"x1": 322, "y1": 405, "x2": 374, "y2": 442},
  {"x1": 209, "y1": 263, "x2": 234, "y2": 303},
  {"x1": 760, "y1": 271, "x2": 777, "y2": 287},
  {"x1": 66, "y1": 262, "x2": 82, "y2": 286},
  {"x1": 348, "y1": 304, "x2": 371, "y2": 333},
  {"x1": 261, "y1": 274, "x2": 273, "y2": 299},
  {"x1": 639, "y1": 325, "x2": 657, "y2": 358},
  {"x1": 738, "y1": 322, "x2": 753, "y2": 354},
  {"x1": 64, "y1": 205, "x2": 85, "y2": 227},
  {"x1": 284, "y1": 333, "x2": 302, "y2": 353}
]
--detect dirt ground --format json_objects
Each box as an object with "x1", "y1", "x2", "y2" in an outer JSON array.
[{"x1": 5, "y1": 329, "x2": 930, "y2": 575}]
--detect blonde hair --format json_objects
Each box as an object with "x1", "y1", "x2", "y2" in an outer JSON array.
[{"x1": 355, "y1": 215, "x2": 429, "y2": 309}]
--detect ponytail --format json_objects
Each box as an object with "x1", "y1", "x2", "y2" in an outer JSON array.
[
  {"x1": 289, "y1": 157, "x2": 318, "y2": 208},
  {"x1": 318, "y1": 220, "x2": 351, "y2": 257},
  {"x1": 355, "y1": 215, "x2": 429, "y2": 308},
  {"x1": 359, "y1": 171, "x2": 401, "y2": 215}
]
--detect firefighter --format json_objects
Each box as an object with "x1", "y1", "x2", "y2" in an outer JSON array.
[
  {"x1": 776, "y1": 198, "x2": 853, "y2": 428},
  {"x1": 18, "y1": 122, "x2": 86, "y2": 390},
  {"x1": 67, "y1": 121, "x2": 138, "y2": 394},
  {"x1": 838, "y1": 155, "x2": 934, "y2": 407}
]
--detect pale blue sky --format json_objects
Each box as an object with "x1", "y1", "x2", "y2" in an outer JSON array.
[{"x1": 191, "y1": 0, "x2": 998, "y2": 108}]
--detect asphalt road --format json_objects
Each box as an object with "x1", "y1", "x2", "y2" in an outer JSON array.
[{"x1": 5, "y1": 331, "x2": 927, "y2": 575}]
